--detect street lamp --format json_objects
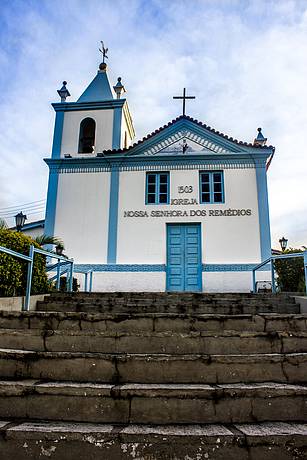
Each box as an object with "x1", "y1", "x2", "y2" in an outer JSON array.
[
  {"x1": 279, "y1": 236, "x2": 288, "y2": 252},
  {"x1": 15, "y1": 212, "x2": 27, "y2": 232}
]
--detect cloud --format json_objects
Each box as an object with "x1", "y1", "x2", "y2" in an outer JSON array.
[{"x1": 0, "y1": 0, "x2": 306, "y2": 247}]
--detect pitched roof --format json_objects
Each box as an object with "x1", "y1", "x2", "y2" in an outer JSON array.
[
  {"x1": 77, "y1": 70, "x2": 114, "y2": 103},
  {"x1": 10, "y1": 219, "x2": 45, "y2": 231},
  {"x1": 104, "y1": 115, "x2": 274, "y2": 155}
]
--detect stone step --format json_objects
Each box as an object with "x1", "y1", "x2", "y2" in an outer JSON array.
[
  {"x1": 45, "y1": 292, "x2": 295, "y2": 302},
  {"x1": 0, "y1": 420, "x2": 306, "y2": 459},
  {"x1": 36, "y1": 300, "x2": 299, "y2": 315},
  {"x1": 46, "y1": 290, "x2": 292, "y2": 297},
  {"x1": 0, "y1": 380, "x2": 306, "y2": 425},
  {"x1": 0, "y1": 310, "x2": 306, "y2": 333},
  {"x1": 40, "y1": 296, "x2": 296, "y2": 306},
  {"x1": 0, "y1": 349, "x2": 305, "y2": 383},
  {"x1": 0, "y1": 329, "x2": 306, "y2": 354}
]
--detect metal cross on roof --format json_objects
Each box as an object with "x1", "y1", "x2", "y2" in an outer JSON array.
[
  {"x1": 99, "y1": 41, "x2": 109, "y2": 64},
  {"x1": 173, "y1": 88, "x2": 196, "y2": 116}
]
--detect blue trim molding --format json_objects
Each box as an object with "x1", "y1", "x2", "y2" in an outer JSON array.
[
  {"x1": 203, "y1": 263, "x2": 268, "y2": 272},
  {"x1": 256, "y1": 164, "x2": 272, "y2": 261},
  {"x1": 107, "y1": 168, "x2": 120, "y2": 263},
  {"x1": 44, "y1": 170, "x2": 59, "y2": 237},
  {"x1": 21, "y1": 220, "x2": 45, "y2": 231},
  {"x1": 52, "y1": 99, "x2": 125, "y2": 112},
  {"x1": 51, "y1": 111, "x2": 64, "y2": 159},
  {"x1": 45, "y1": 153, "x2": 271, "y2": 175},
  {"x1": 74, "y1": 264, "x2": 166, "y2": 272},
  {"x1": 73, "y1": 263, "x2": 269, "y2": 273},
  {"x1": 112, "y1": 107, "x2": 122, "y2": 150}
]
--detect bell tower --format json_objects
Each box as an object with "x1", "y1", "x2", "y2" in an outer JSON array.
[
  {"x1": 45, "y1": 49, "x2": 135, "y2": 239},
  {"x1": 50, "y1": 59, "x2": 135, "y2": 159}
]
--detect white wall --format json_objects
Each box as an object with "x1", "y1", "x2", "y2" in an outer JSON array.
[
  {"x1": 54, "y1": 172, "x2": 110, "y2": 263},
  {"x1": 121, "y1": 112, "x2": 133, "y2": 149},
  {"x1": 61, "y1": 109, "x2": 114, "y2": 156},
  {"x1": 21, "y1": 226, "x2": 45, "y2": 239},
  {"x1": 85, "y1": 272, "x2": 165, "y2": 292},
  {"x1": 117, "y1": 168, "x2": 261, "y2": 265},
  {"x1": 203, "y1": 271, "x2": 271, "y2": 293},
  {"x1": 77, "y1": 270, "x2": 270, "y2": 293}
]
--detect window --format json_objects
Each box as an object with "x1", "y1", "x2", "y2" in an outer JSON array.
[
  {"x1": 200, "y1": 171, "x2": 224, "y2": 203},
  {"x1": 146, "y1": 172, "x2": 169, "y2": 204},
  {"x1": 78, "y1": 118, "x2": 96, "y2": 153}
]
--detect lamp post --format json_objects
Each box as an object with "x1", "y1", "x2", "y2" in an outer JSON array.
[
  {"x1": 279, "y1": 236, "x2": 288, "y2": 252},
  {"x1": 15, "y1": 212, "x2": 27, "y2": 232}
]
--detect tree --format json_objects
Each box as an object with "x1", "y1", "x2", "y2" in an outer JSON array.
[
  {"x1": 275, "y1": 248, "x2": 306, "y2": 293},
  {"x1": 0, "y1": 226, "x2": 65, "y2": 297},
  {"x1": 0, "y1": 229, "x2": 49, "y2": 296}
]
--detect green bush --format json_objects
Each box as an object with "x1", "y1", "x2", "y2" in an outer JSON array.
[
  {"x1": 275, "y1": 248, "x2": 306, "y2": 293},
  {"x1": 0, "y1": 229, "x2": 50, "y2": 297},
  {"x1": 59, "y1": 276, "x2": 79, "y2": 292}
]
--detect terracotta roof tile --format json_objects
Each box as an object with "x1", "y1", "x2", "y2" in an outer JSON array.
[{"x1": 103, "y1": 114, "x2": 273, "y2": 155}]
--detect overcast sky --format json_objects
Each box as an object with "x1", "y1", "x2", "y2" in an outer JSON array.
[{"x1": 0, "y1": 0, "x2": 306, "y2": 249}]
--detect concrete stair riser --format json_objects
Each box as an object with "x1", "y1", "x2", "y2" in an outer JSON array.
[
  {"x1": 44, "y1": 292, "x2": 294, "y2": 299},
  {"x1": 43, "y1": 292, "x2": 297, "y2": 304},
  {"x1": 36, "y1": 301, "x2": 299, "y2": 315},
  {"x1": 0, "y1": 421, "x2": 306, "y2": 460},
  {"x1": 0, "y1": 330, "x2": 306, "y2": 354},
  {"x1": 0, "y1": 312, "x2": 306, "y2": 333},
  {"x1": 38, "y1": 297, "x2": 296, "y2": 307},
  {"x1": 35, "y1": 292, "x2": 298, "y2": 316},
  {"x1": 0, "y1": 350, "x2": 305, "y2": 384},
  {"x1": 0, "y1": 381, "x2": 306, "y2": 424}
]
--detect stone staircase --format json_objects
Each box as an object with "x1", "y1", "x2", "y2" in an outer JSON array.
[{"x1": 0, "y1": 292, "x2": 306, "y2": 459}]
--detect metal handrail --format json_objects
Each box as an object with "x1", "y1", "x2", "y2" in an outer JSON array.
[
  {"x1": 0, "y1": 246, "x2": 32, "y2": 262},
  {"x1": 73, "y1": 269, "x2": 93, "y2": 292},
  {"x1": 0, "y1": 244, "x2": 74, "y2": 311},
  {"x1": 252, "y1": 251, "x2": 307, "y2": 294}
]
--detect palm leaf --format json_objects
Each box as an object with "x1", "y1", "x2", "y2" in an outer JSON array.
[
  {"x1": 0, "y1": 218, "x2": 8, "y2": 230},
  {"x1": 34, "y1": 234, "x2": 64, "y2": 248}
]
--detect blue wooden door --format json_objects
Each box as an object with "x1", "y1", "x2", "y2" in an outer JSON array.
[{"x1": 166, "y1": 224, "x2": 202, "y2": 292}]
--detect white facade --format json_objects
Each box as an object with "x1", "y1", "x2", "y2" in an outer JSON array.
[
  {"x1": 117, "y1": 168, "x2": 260, "y2": 265},
  {"x1": 54, "y1": 172, "x2": 110, "y2": 263},
  {"x1": 45, "y1": 63, "x2": 273, "y2": 292}
]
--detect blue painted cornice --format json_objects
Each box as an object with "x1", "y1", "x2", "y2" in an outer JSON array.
[
  {"x1": 10, "y1": 219, "x2": 45, "y2": 231},
  {"x1": 44, "y1": 150, "x2": 270, "y2": 173},
  {"x1": 52, "y1": 99, "x2": 126, "y2": 112}
]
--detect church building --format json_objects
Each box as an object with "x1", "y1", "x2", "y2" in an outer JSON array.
[{"x1": 44, "y1": 56, "x2": 274, "y2": 292}]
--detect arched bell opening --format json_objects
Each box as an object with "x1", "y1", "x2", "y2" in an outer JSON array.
[{"x1": 78, "y1": 117, "x2": 96, "y2": 153}]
